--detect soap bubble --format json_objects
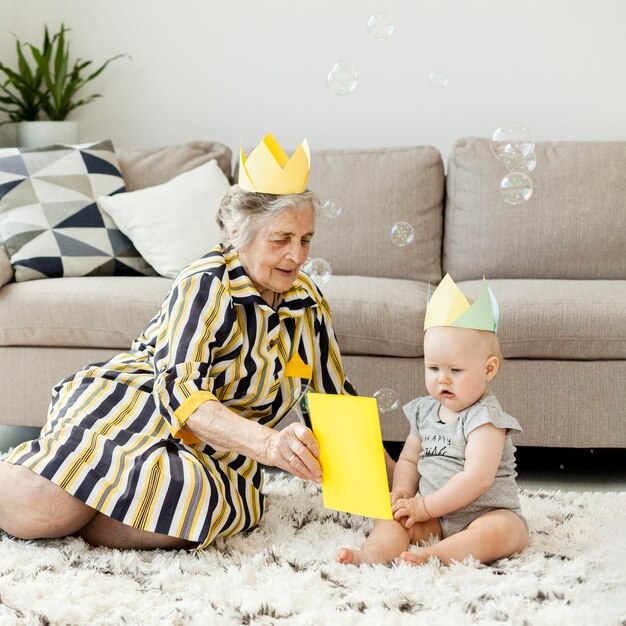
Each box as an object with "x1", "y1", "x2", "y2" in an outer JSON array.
[
  {"x1": 491, "y1": 122, "x2": 534, "y2": 165},
  {"x1": 428, "y1": 70, "x2": 449, "y2": 89},
  {"x1": 327, "y1": 60, "x2": 358, "y2": 96},
  {"x1": 390, "y1": 222, "x2": 415, "y2": 246},
  {"x1": 500, "y1": 172, "x2": 533, "y2": 205},
  {"x1": 302, "y1": 257, "x2": 332, "y2": 286},
  {"x1": 293, "y1": 381, "x2": 311, "y2": 402},
  {"x1": 374, "y1": 388, "x2": 399, "y2": 413},
  {"x1": 322, "y1": 198, "x2": 343, "y2": 218},
  {"x1": 504, "y1": 150, "x2": 537, "y2": 174},
  {"x1": 367, "y1": 12, "x2": 395, "y2": 39},
  {"x1": 290, "y1": 382, "x2": 311, "y2": 424}
]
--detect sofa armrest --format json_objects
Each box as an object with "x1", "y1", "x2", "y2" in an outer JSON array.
[{"x1": 0, "y1": 244, "x2": 13, "y2": 289}]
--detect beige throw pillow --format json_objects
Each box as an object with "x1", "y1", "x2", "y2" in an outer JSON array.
[{"x1": 98, "y1": 160, "x2": 231, "y2": 278}]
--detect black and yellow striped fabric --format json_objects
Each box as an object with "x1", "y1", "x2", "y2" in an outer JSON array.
[{"x1": 6, "y1": 245, "x2": 355, "y2": 548}]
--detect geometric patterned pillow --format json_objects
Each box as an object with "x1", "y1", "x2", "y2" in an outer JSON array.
[{"x1": 0, "y1": 140, "x2": 156, "y2": 281}]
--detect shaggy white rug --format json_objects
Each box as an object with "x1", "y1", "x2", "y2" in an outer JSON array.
[{"x1": 0, "y1": 471, "x2": 624, "y2": 626}]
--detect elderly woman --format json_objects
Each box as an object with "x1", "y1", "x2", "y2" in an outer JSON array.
[{"x1": 0, "y1": 135, "x2": 394, "y2": 550}]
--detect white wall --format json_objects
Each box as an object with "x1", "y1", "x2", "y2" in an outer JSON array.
[{"x1": 2, "y1": 0, "x2": 626, "y2": 160}]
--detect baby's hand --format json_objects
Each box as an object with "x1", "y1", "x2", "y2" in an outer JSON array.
[
  {"x1": 391, "y1": 496, "x2": 430, "y2": 528},
  {"x1": 389, "y1": 489, "x2": 413, "y2": 505}
]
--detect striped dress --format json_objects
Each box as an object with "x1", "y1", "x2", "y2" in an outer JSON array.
[{"x1": 6, "y1": 244, "x2": 355, "y2": 548}]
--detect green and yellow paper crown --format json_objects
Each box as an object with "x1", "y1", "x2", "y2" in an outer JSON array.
[
  {"x1": 424, "y1": 274, "x2": 499, "y2": 333},
  {"x1": 238, "y1": 133, "x2": 311, "y2": 195}
]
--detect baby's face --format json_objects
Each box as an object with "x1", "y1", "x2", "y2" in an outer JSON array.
[{"x1": 423, "y1": 326, "x2": 497, "y2": 414}]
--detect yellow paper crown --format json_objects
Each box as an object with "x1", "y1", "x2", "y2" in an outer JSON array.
[
  {"x1": 238, "y1": 133, "x2": 311, "y2": 195},
  {"x1": 424, "y1": 274, "x2": 499, "y2": 333}
]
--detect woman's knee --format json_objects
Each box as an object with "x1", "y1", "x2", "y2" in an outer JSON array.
[{"x1": 0, "y1": 461, "x2": 95, "y2": 539}]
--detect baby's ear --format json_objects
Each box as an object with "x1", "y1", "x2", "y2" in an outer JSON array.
[{"x1": 485, "y1": 355, "x2": 500, "y2": 381}]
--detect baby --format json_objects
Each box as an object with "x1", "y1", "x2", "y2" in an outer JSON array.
[{"x1": 337, "y1": 276, "x2": 528, "y2": 566}]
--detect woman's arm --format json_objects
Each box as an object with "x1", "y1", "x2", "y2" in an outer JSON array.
[
  {"x1": 184, "y1": 399, "x2": 322, "y2": 482},
  {"x1": 152, "y1": 270, "x2": 319, "y2": 482}
]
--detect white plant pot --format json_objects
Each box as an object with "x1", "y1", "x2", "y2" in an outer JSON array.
[{"x1": 16, "y1": 121, "x2": 78, "y2": 148}]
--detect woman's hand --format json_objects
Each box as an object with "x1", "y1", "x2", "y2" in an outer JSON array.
[
  {"x1": 391, "y1": 496, "x2": 431, "y2": 528},
  {"x1": 263, "y1": 422, "x2": 322, "y2": 482}
]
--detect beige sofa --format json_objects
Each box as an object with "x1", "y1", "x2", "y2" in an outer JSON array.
[{"x1": 1, "y1": 138, "x2": 625, "y2": 448}]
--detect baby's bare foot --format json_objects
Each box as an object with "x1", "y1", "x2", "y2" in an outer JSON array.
[
  {"x1": 336, "y1": 547, "x2": 388, "y2": 566},
  {"x1": 400, "y1": 550, "x2": 429, "y2": 566}
]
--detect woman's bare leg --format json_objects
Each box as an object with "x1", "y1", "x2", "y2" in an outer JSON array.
[
  {"x1": 0, "y1": 462, "x2": 195, "y2": 549},
  {"x1": 79, "y1": 513, "x2": 196, "y2": 550},
  {"x1": 337, "y1": 516, "x2": 442, "y2": 565},
  {"x1": 401, "y1": 509, "x2": 528, "y2": 566},
  {"x1": 0, "y1": 461, "x2": 96, "y2": 539}
]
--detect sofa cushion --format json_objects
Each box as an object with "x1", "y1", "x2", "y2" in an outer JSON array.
[
  {"x1": 459, "y1": 279, "x2": 626, "y2": 359},
  {"x1": 6, "y1": 275, "x2": 622, "y2": 360},
  {"x1": 0, "y1": 273, "x2": 427, "y2": 358},
  {"x1": 0, "y1": 276, "x2": 172, "y2": 349},
  {"x1": 0, "y1": 141, "x2": 155, "y2": 282},
  {"x1": 323, "y1": 276, "x2": 428, "y2": 357},
  {"x1": 445, "y1": 138, "x2": 626, "y2": 280},
  {"x1": 98, "y1": 160, "x2": 232, "y2": 278},
  {"x1": 116, "y1": 141, "x2": 232, "y2": 191},
  {"x1": 307, "y1": 146, "x2": 444, "y2": 282}
]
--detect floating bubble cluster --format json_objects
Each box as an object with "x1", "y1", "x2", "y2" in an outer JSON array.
[
  {"x1": 374, "y1": 388, "x2": 399, "y2": 413},
  {"x1": 367, "y1": 12, "x2": 395, "y2": 40},
  {"x1": 315, "y1": 16, "x2": 543, "y2": 406},
  {"x1": 327, "y1": 60, "x2": 358, "y2": 96},
  {"x1": 302, "y1": 257, "x2": 332, "y2": 286},
  {"x1": 390, "y1": 222, "x2": 415, "y2": 246},
  {"x1": 491, "y1": 122, "x2": 536, "y2": 205},
  {"x1": 322, "y1": 198, "x2": 343, "y2": 218}
]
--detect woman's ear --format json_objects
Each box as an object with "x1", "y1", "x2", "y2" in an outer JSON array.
[
  {"x1": 485, "y1": 355, "x2": 500, "y2": 381},
  {"x1": 228, "y1": 227, "x2": 238, "y2": 246}
]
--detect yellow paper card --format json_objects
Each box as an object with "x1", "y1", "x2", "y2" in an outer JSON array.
[{"x1": 307, "y1": 393, "x2": 392, "y2": 520}]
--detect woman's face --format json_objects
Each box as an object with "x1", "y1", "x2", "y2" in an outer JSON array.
[{"x1": 238, "y1": 205, "x2": 315, "y2": 303}]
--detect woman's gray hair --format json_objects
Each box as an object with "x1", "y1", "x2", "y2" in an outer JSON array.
[{"x1": 216, "y1": 185, "x2": 320, "y2": 250}]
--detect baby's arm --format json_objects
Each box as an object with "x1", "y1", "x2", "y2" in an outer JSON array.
[
  {"x1": 422, "y1": 423, "x2": 505, "y2": 518},
  {"x1": 392, "y1": 423, "x2": 506, "y2": 525},
  {"x1": 390, "y1": 431, "x2": 422, "y2": 503}
]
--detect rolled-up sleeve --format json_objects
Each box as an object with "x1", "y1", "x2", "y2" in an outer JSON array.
[{"x1": 153, "y1": 270, "x2": 235, "y2": 443}]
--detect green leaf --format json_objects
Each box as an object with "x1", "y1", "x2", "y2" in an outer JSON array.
[
  {"x1": 16, "y1": 41, "x2": 35, "y2": 85},
  {"x1": 0, "y1": 22, "x2": 126, "y2": 123}
]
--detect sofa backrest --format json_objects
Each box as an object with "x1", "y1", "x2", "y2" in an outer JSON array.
[
  {"x1": 308, "y1": 146, "x2": 444, "y2": 281},
  {"x1": 444, "y1": 138, "x2": 626, "y2": 280},
  {"x1": 116, "y1": 141, "x2": 232, "y2": 192}
]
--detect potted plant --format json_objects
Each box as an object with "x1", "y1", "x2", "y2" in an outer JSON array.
[{"x1": 0, "y1": 24, "x2": 125, "y2": 147}]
